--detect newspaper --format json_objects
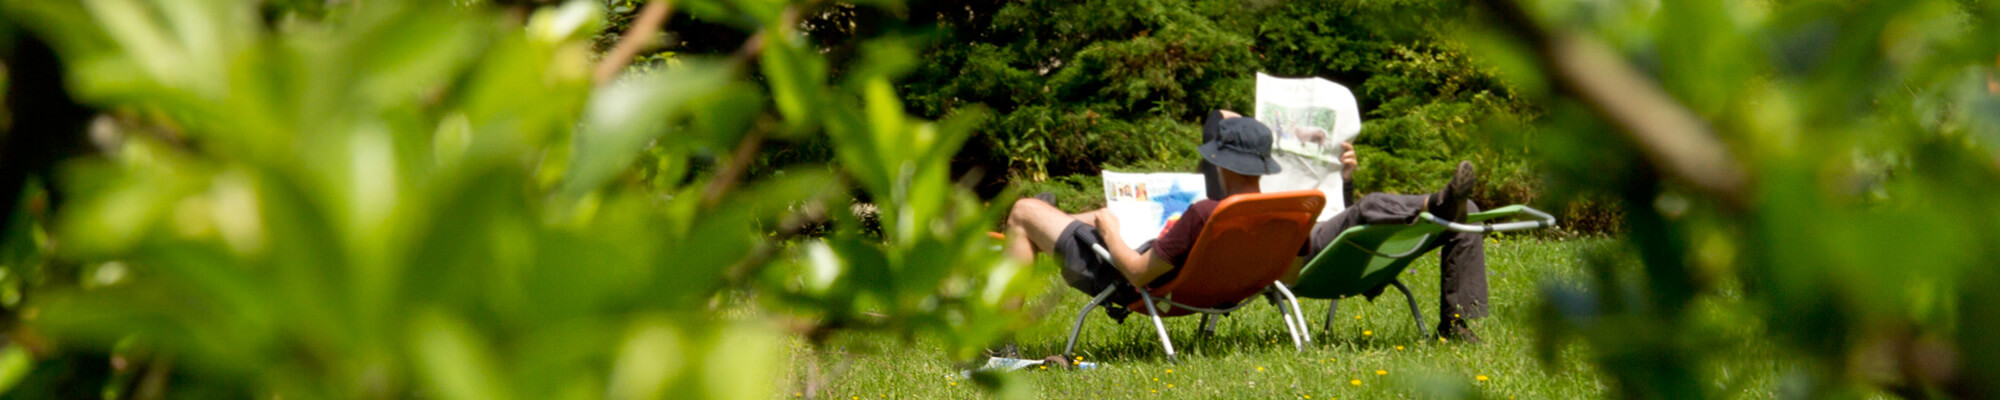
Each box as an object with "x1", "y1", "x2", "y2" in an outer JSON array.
[
  {"x1": 1099, "y1": 171, "x2": 1207, "y2": 250},
  {"x1": 1254, "y1": 73, "x2": 1363, "y2": 220}
]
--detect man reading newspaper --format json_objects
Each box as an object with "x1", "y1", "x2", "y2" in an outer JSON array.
[{"x1": 1002, "y1": 111, "x2": 1279, "y2": 315}]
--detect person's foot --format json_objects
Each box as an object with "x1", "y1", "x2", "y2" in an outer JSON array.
[
  {"x1": 1437, "y1": 319, "x2": 1482, "y2": 344},
  {"x1": 1425, "y1": 161, "x2": 1478, "y2": 222}
]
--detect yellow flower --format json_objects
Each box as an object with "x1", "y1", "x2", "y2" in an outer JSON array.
[
  {"x1": 1257, "y1": 366, "x2": 1265, "y2": 372},
  {"x1": 1350, "y1": 379, "x2": 1362, "y2": 386},
  {"x1": 1167, "y1": 384, "x2": 1175, "y2": 388},
  {"x1": 1375, "y1": 369, "x2": 1387, "y2": 376},
  {"x1": 1395, "y1": 345, "x2": 1404, "y2": 351},
  {"x1": 950, "y1": 382, "x2": 957, "y2": 387},
  {"x1": 853, "y1": 396, "x2": 859, "y2": 400},
  {"x1": 795, "y1": 393, "x2": 802, "y2": 397},
  {"x1": 1354, "y1": 315, "x2": 1362, "y2": 320},
  {"x1": 1166, "y1": 369, "x2": 1174, "y2": 374},
  {"x1": 1153, "y1": 378, "x2": 1159, "y2": 382},
  {"x1": 1363, "y1": 330, "x2": 1373, "y2": 336},
  {"x1": 1477, "y1": 375, "x2": 1490, "y2": 382},
  {"x1": 1040, "y1": 365, "x2": 1047, "y2": 370},
  {"x1": 1152, "y1": 390, "x2": 1158, "y2": 394}
]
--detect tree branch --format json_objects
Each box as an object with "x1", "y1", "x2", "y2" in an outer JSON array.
[
  {"x1": 1474, "y1": 0, "x2": 1750, "y2": 209},
  {"x1": 595, "y1": 0, "x2": 674, "y2": 83}
]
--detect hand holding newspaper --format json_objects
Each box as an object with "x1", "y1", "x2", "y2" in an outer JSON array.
[
  {"x1": 1098, "y1": 172, "x2": 1206, "y2": 250},
  {"x1": 1254, "y1": 73, "x2": 1362, "y2": 220}
]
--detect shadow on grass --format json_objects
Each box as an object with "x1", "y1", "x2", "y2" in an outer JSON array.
[
  {"x1": 1020, "y1": 309, "x2": 1349, "y2": 363},
  {"x1": 1021, "y1": 312, "x2": 1451, "y2": 365}
]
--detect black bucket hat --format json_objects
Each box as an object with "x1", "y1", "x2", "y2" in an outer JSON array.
[{"x1": 1198, "y1": 114, "x2": 1281, "y2": 176}]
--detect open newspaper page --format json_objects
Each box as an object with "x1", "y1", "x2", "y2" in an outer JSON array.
[
  {"x1": 1100, "y1": 171, "x2": 1208, "y2": 250},
  {"x1": 1254, "y1": 72, "x2": 1363, "y2": 220}
]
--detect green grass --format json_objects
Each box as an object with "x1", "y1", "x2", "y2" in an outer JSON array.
[{"x1": 779, "y1": 238, "x2": 1789, "y2": 399}]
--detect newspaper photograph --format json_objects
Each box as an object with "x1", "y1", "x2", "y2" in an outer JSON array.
[
  {"x1": 1099, "y1": 171, "x2": 1207, "y2": 250},
  {"x1": 1254, "y1": 72, "x2": 1363, "y2": 219}
]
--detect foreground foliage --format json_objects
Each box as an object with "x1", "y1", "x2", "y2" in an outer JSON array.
[
  {"x1": 1470, "y1": 0, "x2": 2000, "y2": 398},
  {"x1": 0, "y1": 0, "x2": 1038, "y2": 398}
]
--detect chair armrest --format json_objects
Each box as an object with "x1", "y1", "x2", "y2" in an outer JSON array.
[{"x1": 1418, "y1": 205, "x2": 1558, "y2": 233}]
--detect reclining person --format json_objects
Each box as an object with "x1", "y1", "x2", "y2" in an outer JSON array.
[
  {"x1": 1304, "y1": 155, "x2": 1488, "y2": 343},
  {"x1": 1002, "y1": 112, "x2": 1281, "y2": 312}
]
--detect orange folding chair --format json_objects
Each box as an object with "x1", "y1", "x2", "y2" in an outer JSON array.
[{"x1": 1061, "y1": 190, "x2": 1324, "y2": 362}]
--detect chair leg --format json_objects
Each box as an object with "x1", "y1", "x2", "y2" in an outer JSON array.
[
  {"x1": 1063, "y1": 287, "x2": 1117, "y2": 360},
  {"x1": 1137, "y1": 291, "x2": 1178, "y2": 363},
  {"x1": 1323, "y1": 299, "x2": 1341, "y2": 335},
  {"x1": 1200, "y1": 314, "x2": 1219, "y2": 337},
  {"x1": 1275, "y1": 298, "x2": 1304, "y2": 352},
  {"x1": 1271, "y1": 282, "x2": 1312, "y2": 345},
  {"x1": 1388, "y1": 279, "x2": 1428, "y2": 338}
]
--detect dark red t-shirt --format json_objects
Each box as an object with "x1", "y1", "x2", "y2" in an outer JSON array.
[{"x1": 1151, "y1": 199, "x2": 1219, "y2": 268}]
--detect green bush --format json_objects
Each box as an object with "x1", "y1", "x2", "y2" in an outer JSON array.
[{"x1": 894, "y1": 0, "x2": 1582, "y2": 230}]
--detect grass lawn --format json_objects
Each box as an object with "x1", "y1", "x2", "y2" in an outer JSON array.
[{"x1": 780, "y1": 238, "x2": 1792, "y2": 399}]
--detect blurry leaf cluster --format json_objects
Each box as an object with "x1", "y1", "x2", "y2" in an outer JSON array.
[
  {"x1": 1467, "y1": 0, "x2": 2000, "y2": 397},
  {"x1": 0, "y1": 0, "x2": 1039, "y2": 398}
]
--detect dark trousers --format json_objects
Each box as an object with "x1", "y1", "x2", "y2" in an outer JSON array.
[{"x1": 1305, "y1": 194, "x2": 1488, "y2": 323}]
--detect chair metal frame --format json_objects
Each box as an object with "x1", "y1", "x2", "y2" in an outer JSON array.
[
  {"x1": 1295, "y1": 206, "x2": 1557, "y2": 338},
  {"x1": 1057, "y1": 190, "x2": 1323, "y2": 363},
  {"x1": 1061, "y1": 274, "x2": 1313, "y2": 363}
]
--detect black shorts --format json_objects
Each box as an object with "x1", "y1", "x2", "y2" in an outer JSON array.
[{"x1": 1054, "y1": 221, "x2": 1142, "y2": 306}]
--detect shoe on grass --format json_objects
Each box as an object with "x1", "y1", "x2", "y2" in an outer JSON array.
[{"x1": 1437, "y1": 319, "x2": 1482, "y2": 344}]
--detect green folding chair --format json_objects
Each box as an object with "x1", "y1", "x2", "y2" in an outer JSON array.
[{"x1": 1288, "y1": 205, "x2": 1556, "y2": 337}]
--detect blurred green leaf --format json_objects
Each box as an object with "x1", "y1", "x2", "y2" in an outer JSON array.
[
  {"x1": 410, "y1": 311, "x2": 511, "y2": 400},
  {"x1": 760, "y1": 28, "x2": 827, "y2": 134},
  {"x1": 564, "y1": 60, "x2": 735, "y2": 198},
  {"x1": 0, "y1": 345, "x2": 32, "y2": 394}
]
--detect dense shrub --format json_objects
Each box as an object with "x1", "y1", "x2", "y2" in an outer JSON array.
[{"x1": 887, "y1": 0, "x2": 1586, "y2": 230}]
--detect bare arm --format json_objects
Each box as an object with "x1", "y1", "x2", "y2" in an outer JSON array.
[{"x1": 1093, "y1": 211, "x2": 1176, "y2": 287}]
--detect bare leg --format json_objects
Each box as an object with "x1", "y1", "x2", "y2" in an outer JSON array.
[
  {"x1": 1003, "y1": 198, "x2": 1094, "y2": 263},
  {"x1": 1003, "y1": 223, "x2": 1036, "y2": 265}
]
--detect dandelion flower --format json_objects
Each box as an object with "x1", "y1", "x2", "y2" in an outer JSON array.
[
  {"x1": 1477, "y1": 375, "x2": 1490, "y2": 382},
  {"x1": 1166, "y1": 369, "x2": 1173, "y2": 374},
  {"x1": 1153, "y1": 378, "x2": 1159, "y2": 382},
  {"x1": 1395, "y1": 346, "x2": 1404, "y2": 351},
  {"x1": 950, "y1": 382, "x2": 957, "y2": 387},
  {"x1": 1257, "y1": 366, "x2": 1265, "y2": 372},
  {"x1": 1375, "y1": 369, "x2": 1387, "y2": 376},
  {"x1": 1350, "y1": 379, "x2": 1362, "y2": 386},
  {"x1": 1168, "y1": 384, "x2": 1175, "y2": 388},
  {"x1": 1152, "y1": 390, "x2": 1158, "y2": 394},
  {"x1": 1354, "y1": 315, "x2": 1362, "y2": 320},
  {"x1": 795, "y1": 393, "x2": 802, "y2": 397},
  {"x1": 1363, "y1": 330, "x2": 1373, "y2": 336}
]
